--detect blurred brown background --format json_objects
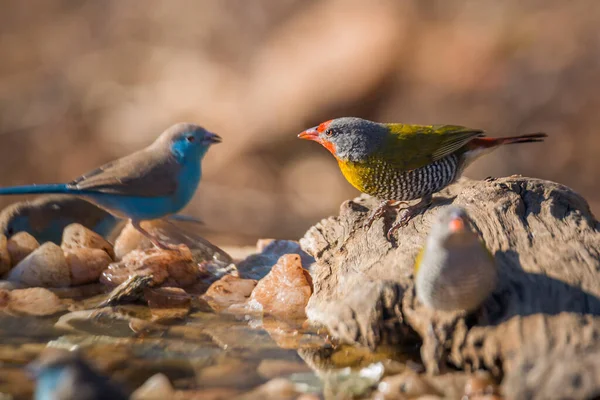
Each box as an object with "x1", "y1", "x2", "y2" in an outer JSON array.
[{"x1": 0, "y1": 0, "x2": 599, "y2": 245}]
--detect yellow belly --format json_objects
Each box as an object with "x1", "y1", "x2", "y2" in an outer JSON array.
[{"x1": 337, "y1": 159, "x2": 380, "y2": 196}]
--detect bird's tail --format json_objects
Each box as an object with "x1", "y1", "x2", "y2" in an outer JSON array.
[
  {"x1": 461, "y1": 132, "x2": 547, "y2": 168},
  {"x1": 468, "y1": 132, "x2": 547, "y2": 149},
  {"x1": 0, "y1": 184, "x2": 71, "y2": 196}
]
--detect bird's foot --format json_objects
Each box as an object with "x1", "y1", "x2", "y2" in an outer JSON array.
[
  {"x1": 132, "y1": 220, "x2": 181, "y2": 252},
  {"x1": 149, "y1": 238, "x2": 181, "y2": 252},
  {"x1": 386, "y1": 196, "x2": 432, "y2": 240},
  {"x1": 364, "y1": 200, "x2": 406, "y2": 229}
]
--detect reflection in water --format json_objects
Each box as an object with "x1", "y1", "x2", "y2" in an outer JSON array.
[{"x1": 0, "y1": 299, "x2": 420, "y2": 399}]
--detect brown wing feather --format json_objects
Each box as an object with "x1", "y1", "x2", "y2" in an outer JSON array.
[{"x1": 69, "y1": 148, "x2": 180, "y2": 197}]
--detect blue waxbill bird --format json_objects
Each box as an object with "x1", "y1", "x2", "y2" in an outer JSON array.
[
  {"x1": 0, "y1": 123, "x2": 221, "y2": 249},
  {"x1": 28, "y1": 349, "x2": 128, "y2": 400}
]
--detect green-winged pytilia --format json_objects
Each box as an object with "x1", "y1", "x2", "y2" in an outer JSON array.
[{"x1": 298, "y1": 117, "x2": 546, "y2": 239}]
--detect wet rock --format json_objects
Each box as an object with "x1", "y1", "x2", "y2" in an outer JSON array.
[
  {"x1": 197, "y1": 260, "x2": 238, "y2": 285},
  {"x1": 196, "y1": 357, "x2": 263, "y2": 389},
  {"x1": 101, "y1": 247, "x2": 198, "y2": 288},
  {"x1": 66, "y1": 248, "x2": 113, "y2": 286},
  {"x1": 144, "y1": 287, "x2": 191, "y2": 308},
  {"x1": 54, "y1": 308, "x2": 147, "y2": 337},
  {"x1": 145, "y1": 287, "x2": 191, "y2": 323},
  {"x1": 321, "y1": 363, "x2": 385, "y2": 399},
  {"x1": 114, "y1": 220, "x2": 232, "y2": 265},
  {"x1": 464, "y1": 371, "x2": 499, "y2": 398},
  {"x1": 96, "y1": 274, "x2": 155, "y2": 308},
  {"x1": 179, "y1": 388, "x2": 242, "y2": 399},
  {"x1": 0, "y1": 235, "x2": 11, "y2": 276},
  {"x1": 257, "y1": 359, "x2": 311, "y2": 379},
  {"x1": 373, "y1": 370, "x2": 440, "y2": 399},
  {"x1": 131, "y1": 373, "x2": 174, "y2": 400},
  {"x1": 300, "y1": 177, "x2": 600, "y2": 376},
  {"x1": 237, "y1": 240, "x2": 314, "y2": 280},
  {"x1": 0, "y1": 287, "x2": 66, "y2": 316},
  {"x1": 233, "y1": 378, "x2": 300, "y2": 400},
  {"x1": 202, "y1": 275, "x2": 257, "y2": 312},
  {"x1": 7, "y1": 242, "x2": 71, "y2": 287},
  {"x1": 61, "y1": 223, "x2": 115, "y2": 259},
  {"x1": 7, "y1": 231, "x2": 40, "y2": 267},
  {"x1": 249, "y1": 254, "x2": 313, "y2": 318}
]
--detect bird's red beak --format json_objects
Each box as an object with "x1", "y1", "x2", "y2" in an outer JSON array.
[
  {"x1": 298, "y1": 127, "x2": 320, "y2": 142},
  {"x1": 448, "y1": 216, "x2": 466, "y2": 233}
]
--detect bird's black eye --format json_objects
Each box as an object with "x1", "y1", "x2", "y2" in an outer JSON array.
[
  {"x1": 325, "y1": 129, "x2": 334, "y2": 137},
  {"x1": 186, "y1": 135, "x2": 195, "y2": 142}
]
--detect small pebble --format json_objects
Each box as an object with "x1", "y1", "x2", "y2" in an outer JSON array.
[
  {"x1": 7, "y1": 231, "x2": 39, "y2": 267},
  {"x1": 7, "y1": 242, "x2": 71, "y2": 287},
  {"x1": 101, "y1": 246, "x2": 198, "y2": 287},
  {"x1": 66, "y1": 248, "x2": 113, "y2": 285},
  {"x1": 249, "y1": 254, "x2": 313, "y2": 318},
  {"x1": 464, "y1": 371, "x2": 499, "y2": 397},
  {"x1": 130, "y1": 373, "x2": 174, "y2": 400},
  {"x1": 62, "y1": 223, "x2": 115, "y2": 259},
  {"x1": 202, "y1": 275, "x2": 257, "y2": 311},
  {"x1": 0, "y1": 287, "x2": 65, "y2": 316},
  {"x1": 0, "y1": 234, "x2": 11, "y2": 275}
]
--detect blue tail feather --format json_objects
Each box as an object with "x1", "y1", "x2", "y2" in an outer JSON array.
[{"x1": 0, "y1": 184, "x2": 71, "y2": 195}]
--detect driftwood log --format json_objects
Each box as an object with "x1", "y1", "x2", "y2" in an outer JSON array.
[{"x1": 300, "y1": 176, "x2": 600, "y2": 397}]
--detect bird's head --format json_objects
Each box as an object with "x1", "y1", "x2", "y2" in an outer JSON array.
[
  {"x1": 429, "y1": 206, "x2": 479, "y2": 248},
  {"x1": 298, "y1": 117, "x2": 387, "y2": 162},
  {"x1": 157, "y1": 123, "x2": 222, "y2": 162}
]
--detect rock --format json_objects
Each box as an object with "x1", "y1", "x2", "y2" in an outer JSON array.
[
  {"x1": 113, "y1": 220, "x2": 232, "y2": 265},
  {"x1": 249, "y1": 254, "x2": 313, "y2": 318},
  {"x1": 257, "y1": 359, "x2": 311, "y2": 379},
  {"x1": 202, "y1": 275, "x2": 257, "y2": 312},
  {"x1": 95, "y1": 274, "x2": 155, "y2": 308},
  {"x1": 65, "y1": 248, "x2": 113, "y2": 285},
  {"x1": 232, "y1": 378, "x2": 299, "y2": 400},
  {"x1": 130, "y1": 373, "x2": 174, "y2": 400},
  {"x1": 464, "y1": 371, "x2": 499, "y2": 398},
  {"x1": 196, "y1": 358, "x2": 263, "y2": 389},
  {"x1": 100, "y1": 246, "x2": 198, "y2": 287},
  {"x1": 7, "y1": 231, "x2": 39, "y2": 267},
  {"x1": 374, "y1": 370, "x2": 440, "y2": 399},
  {"x1": 0, "y1": 287, "x2": 66, "y2": 316},
  {"x1": 237, "y1": 240, "x2": 314, "y2": 280},
  {"x1": 299, "y1": 177, "x2": 600, "y2": 384},
  {"x1": 144, "y1": 287, "x2": 191, "y2": 308},
  {"x1": 0, "y1": 234, "x2": 11, "y2": 276},
  {"x1": 145, "y1": 287, "x2": 191, "y2": 323},
  {"x1": 61, "y1": 223, "x2": 115, "y2": 259},
  {"x1": 7, "y1": 242, "x2": 71, "y2": 287},
  {"x1": 502, "y1": 347, "x2": 600, "y2": 400}
]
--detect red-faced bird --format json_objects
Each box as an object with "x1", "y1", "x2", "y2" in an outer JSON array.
[{"x1": 298, "y1": 117, "x2": 546, "y2": 238}]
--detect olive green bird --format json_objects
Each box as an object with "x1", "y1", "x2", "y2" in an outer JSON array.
[
  {"x1": 298, "y1": 117, "x2": 546, "y2": 238},
  {"x1": 414, "y1": 206, "x2": 497, "y2": 312}
]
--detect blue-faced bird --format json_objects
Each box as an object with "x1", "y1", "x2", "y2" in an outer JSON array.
[
  {"x1": 0, "y1": 123, "x2": 221, "y2": 249},
  {"x1": 28, "y1": 349, "x2": 128, "y2": 400}
]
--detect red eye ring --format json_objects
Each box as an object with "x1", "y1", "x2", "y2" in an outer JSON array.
[
  {"x1": 186, "y1": 135, "x2": 195, "y2": 142},
  {"x1": 325, "y1": 129, "x2": 333, "y2": 137}
]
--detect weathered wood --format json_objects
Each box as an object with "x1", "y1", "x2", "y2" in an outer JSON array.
[{"x1": 300, "y1": 176, "x2": 600, "y2": 393}]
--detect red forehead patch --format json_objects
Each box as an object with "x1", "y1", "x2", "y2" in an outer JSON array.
[{"x1": 316, "y1": 120, "x2": 333, "y2": 133}]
